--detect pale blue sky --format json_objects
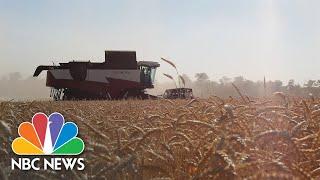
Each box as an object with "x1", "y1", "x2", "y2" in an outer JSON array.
[{"x1": 1, "y1": 0, "x2": 320, "y2": 84}]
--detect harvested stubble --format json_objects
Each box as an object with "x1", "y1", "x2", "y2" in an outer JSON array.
[{"x1": 1, "y1": 97, "x2": 320, "y2": 179}]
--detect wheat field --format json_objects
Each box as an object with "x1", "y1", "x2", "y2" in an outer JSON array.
[{"x1": 1, "y1": 96, "x2": 320, "y2": 179}]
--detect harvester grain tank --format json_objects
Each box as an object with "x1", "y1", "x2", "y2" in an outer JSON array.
[{"x1": 33, "y1": 51, "x2": 160, "y2": 100}]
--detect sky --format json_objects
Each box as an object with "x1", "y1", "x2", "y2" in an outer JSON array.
[{"x1": 1, "y1": 0, "x2": 320, "y2": 84}]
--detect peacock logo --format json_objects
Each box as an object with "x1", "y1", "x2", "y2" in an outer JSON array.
[{"x1": 11, "y1": 112, "x2": 84, "y2": 155}]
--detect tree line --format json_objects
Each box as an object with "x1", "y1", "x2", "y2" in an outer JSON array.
[
  {"x1": 151, "y1": 73, "x2": 320, "y2": 98},
  {"x1": 0, "y1": 72, "x2": 49, "y2": 100},
  {"x1": 1, "y1": 72, "x2": 320, "y2": 100}
]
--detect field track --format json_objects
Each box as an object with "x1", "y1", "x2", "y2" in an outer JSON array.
[{"x1": 1, "y1": 97, "x2": 320, "y2": 179}]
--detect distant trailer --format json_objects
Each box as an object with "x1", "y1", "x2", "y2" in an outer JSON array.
[
  {"x1": 163, "y1": 88, "x2": 194, "y2": 99},
  {"x1": 33, "y1": 50, "x2": 160, "y2": 100}
]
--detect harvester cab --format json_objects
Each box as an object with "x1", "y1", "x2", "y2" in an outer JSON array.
[
  {"x1": 33, "y1": 50, "x2": 160, "y2": 100},
  {"x1": 138, "y1": 61, "x2": 159, "y2": 88}
]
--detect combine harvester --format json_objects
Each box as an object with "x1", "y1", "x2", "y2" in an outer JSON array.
[{"x1": 33, "y1": 51, "x2": 160, "y2": 100}]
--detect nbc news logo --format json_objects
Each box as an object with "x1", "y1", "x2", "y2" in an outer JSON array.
[{"x1": 11, "y1": 112, "x2": 85, "y2": 170}]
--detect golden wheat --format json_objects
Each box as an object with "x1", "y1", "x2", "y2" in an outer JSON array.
[{"x1": 1, "y1": 97, "x2": 320, "y2": 179}]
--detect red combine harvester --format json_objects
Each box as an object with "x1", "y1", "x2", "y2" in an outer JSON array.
[{"x1": 33, "y1": 51, "x2": 160, "y2": 100}]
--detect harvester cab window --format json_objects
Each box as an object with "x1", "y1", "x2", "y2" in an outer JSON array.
[
  {"x1": 150, "y1": 68, "x2": 156, "y2": 83},
  {"x1": 138, "y1": 61, "x2": 160, "y2": 87},
  {"x1": 140, "y1": 66, "x2": 152, "y2": 86}
]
